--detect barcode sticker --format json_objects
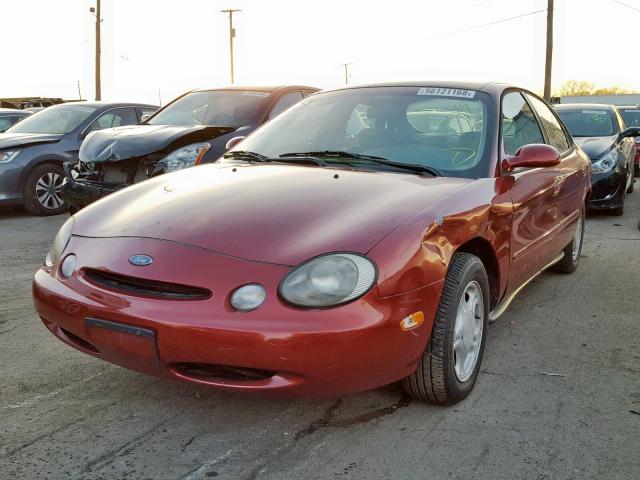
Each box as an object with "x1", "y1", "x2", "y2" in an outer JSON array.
[{"x1": 417, "y1": 87, "x2": 476, "y2": 98}]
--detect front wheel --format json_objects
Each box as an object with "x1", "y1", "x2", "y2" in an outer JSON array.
[
  {"x1": 402, "y1": 252, "x2": 489, "y2": 405},
  {"x1": 23, "y1": 163, "x2": 67, "y2": 216}
]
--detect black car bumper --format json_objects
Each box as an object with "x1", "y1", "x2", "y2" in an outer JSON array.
[
  {"x1": 589, "y1": 170, "x2": 625, "y2": 211},
  {"x1": 60, "y1": 162, "x2": 123, "y2": 210}
]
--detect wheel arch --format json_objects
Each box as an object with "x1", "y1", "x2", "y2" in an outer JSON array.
[
  {"x1": 20, "y1": 156, "x2": 66, "y2": 191},
  {"x1": 454, "y1": 237, "x2": 500, "y2": 309}
]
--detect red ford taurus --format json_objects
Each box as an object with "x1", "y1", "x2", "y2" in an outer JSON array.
[{"x1": 33, "y1": 82, "x2": 591, "y2": 404}]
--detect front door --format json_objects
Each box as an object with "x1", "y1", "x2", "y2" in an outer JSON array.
[{"x1": 501, "y1": 91, "x2": 563, "y2": 290}]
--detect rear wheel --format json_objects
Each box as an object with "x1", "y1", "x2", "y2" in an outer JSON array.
[
  {"x1": 23, "y1": 163, "x2": 67, "y2": 216},
  {"x1": 402, "y1": 252, "x2": 489, "y2": 405},
  {"x1": 552, "y1": 207, "x2": 584, "y2": 274}
]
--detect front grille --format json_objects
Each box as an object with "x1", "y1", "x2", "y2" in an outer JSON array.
[
  {"x1": 170, "y1": 362, "x2": 275, "y2": 381},
  {"x1": 84, "y1": 269, "x2": 212, "y2": 300}
]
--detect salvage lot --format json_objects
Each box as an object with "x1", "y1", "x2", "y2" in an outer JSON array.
[{"x1": 1, "y1": 193, "x2": 639, "y2": 479}]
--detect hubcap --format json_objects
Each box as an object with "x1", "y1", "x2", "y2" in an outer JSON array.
[
  {"x1": 453, "y1": 281, "x2": 484, "y2": 382},
  {"x1": 35, "y1": 171, "x2": 64, "y2": 210},
  {"x1": 571, "y1": 216, "x2": 583, "y2": 262}
]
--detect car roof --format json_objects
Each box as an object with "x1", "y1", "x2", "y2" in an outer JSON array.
[
  {"x1": 554, "y1": 103, "x2": 614, "y2": 111},
  {"x1": 0, "y1": 108, "x2": 30, "y2": 114},
  {"x1": 46, "y1": 101, "x2": 159, "y2": 109},
  {"x1": 322, "y1": 81, "x2": 513, "y2": 97},
  {"x1": 192, "y1": 85, "x2": 320, "y2": 94}
]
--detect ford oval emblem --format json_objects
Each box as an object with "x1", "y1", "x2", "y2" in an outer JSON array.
[{"x1": 129, "y1": 254, "x2": 153, "y2": 266}]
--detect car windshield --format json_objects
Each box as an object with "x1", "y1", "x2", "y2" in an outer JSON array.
[
  {"x1": 231, "y1": 86, "x2": 491, "y2": 178},
  {"x1": 7, "y1": 105, "x2": 97, "y2": 134},
  {"x1": 620, "y1": 109, "x2": 640, "y2": 127},
  {"x1": 555, "y1": 109, "x2": 616, "y2": 137},
  {"x1": 147, "y1": 90, "x2": 269, "y2": 128}
]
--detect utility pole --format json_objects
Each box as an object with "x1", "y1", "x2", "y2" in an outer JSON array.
[
  {"x1": 89, "y1": 0, "x2": 102, "y2": 100},
  {"x1": 77, "y1": 81, "x2": 82, "y2": 100},
  {"x1": 340, "y1": 62, "x2": 353, "y2": 85},
  {"x1": 543, "y1": 0, "x2": 553, "y2": 101},
  {"x1": 220, "y1": 9, "x2": 241, "y2": 84}
]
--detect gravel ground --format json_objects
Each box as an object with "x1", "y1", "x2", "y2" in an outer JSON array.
[{"x1": 1, "y1": 190, "x2": 639, "y2": 480}]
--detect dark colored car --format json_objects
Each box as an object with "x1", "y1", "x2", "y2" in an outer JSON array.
[
  {"x1": 555, "y1": 104, "x2": 639, "y2": 215},
  {"x1": 34, "y1": 82, "x2": 591, "y2": 405},
  {"x1": 62, "y1": 85, "x2": 319, "y2": 211},
  {"x1": 0, "y1": 108, "x2": 32, "y2": 132},
  {"x1": 618, "y1": 105, "x2": 640, "y2": 175},
  {"x1": 0, "y1": 102, "x2": 158, "y2": 215}
]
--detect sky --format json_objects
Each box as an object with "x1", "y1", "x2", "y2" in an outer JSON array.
[{"x1": 2, "y1": 0, "x2": 640, "y2": 105}]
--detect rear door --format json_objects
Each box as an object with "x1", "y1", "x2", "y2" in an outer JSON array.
[{"x1": 501, "y1": 91, "x2": 563, "y2": 290}]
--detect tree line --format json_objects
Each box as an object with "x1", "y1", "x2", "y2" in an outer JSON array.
[{"x1": 555, "y1": 80, "x2": 639, "y2": 97}]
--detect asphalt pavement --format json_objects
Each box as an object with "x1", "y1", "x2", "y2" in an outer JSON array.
[{"x1": 1, "y1": 189, "x2": 639, "y2": 480}]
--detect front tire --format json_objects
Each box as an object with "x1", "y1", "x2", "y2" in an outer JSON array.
[
  {"x1": 23, "y1": 163, "x2": 67, "y2": 216},
  {"x1": 552, "y1": 207, "x2": 584, "y2": 274},
  {"x1": 402, "y1": 252, "x2": 489, "y2": 405}
]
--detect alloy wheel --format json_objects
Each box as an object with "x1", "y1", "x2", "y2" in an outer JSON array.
[
  {"x1": 453, "y1": 281, "x2": 484, "y2": 382},
  {"x1": 35, "y1": 171, "x2": 64, "y2": 210},
  {"x1": 571, "y1": 215, "x2": 583, "y2": 262}
]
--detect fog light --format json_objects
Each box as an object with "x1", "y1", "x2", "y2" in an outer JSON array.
[
  {"x1": 230, "y1": 284, "x2": 266, "y2": 311},
  {"x1": 60, "y1": 254, "x2": 77, "y2": 278}
]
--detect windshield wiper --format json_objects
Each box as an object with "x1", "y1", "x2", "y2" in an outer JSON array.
[
  {"x1": 223, "y1": 150, "x2": 269, "y2": 162},
  {"x1": 224, "y1": 150, "x2": 327, "y2": 166},
  {"x1": 279, "y1": 150, "x2": 441, "y2": 176}
]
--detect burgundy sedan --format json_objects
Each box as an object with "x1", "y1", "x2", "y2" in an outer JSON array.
[{"x1": 33, "y1": 82, "x2": 591, "y2": 405}]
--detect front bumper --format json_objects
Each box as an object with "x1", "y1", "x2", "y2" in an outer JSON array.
[
  {"x1": 60, "y1": 162, "x2": 124, "y2": 210},
  {"x1": 0, "y1": 161, "x2": 25, "y2": 206},
  {"x1": 33, "y1": 236, "x2": 442, "y2": 397},
  {"x1": 589, "y1": 170, "x2": 626, "y2": 210}
]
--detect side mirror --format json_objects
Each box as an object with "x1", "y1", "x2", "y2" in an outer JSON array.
[
  {"x1": 502, "y1": 144, "x2": 560, "y2": 172},
  {"x1": 619, "y1": 126, "x2": 640, "y2": 139},
  {"x1": 225, "y1": 136, "x2": 245, "y2": 151}
]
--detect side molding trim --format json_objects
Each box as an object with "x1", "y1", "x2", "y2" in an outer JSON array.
[{"x1": 488, "y1": 252, "x2": 564, "y2": 323}]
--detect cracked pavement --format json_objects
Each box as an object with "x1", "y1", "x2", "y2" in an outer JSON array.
[{"x1": 1, "y1": 190, "x2": 639, "y2": 479}]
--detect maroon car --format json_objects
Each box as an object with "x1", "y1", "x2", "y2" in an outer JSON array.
[{"x1": 34, "y1": 82, "x2": 591, "y2": 404}]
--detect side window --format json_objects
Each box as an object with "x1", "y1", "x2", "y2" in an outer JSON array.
[
  {"x1": 524, "y1": 94, "x2": 570, "y2": 152},
  {"x1": 88, "y1": 108, "x2": 138, "y2": 132},
  {"x1": 0, "y1": 117, "x2": 13, "y2": 131},
  {"x1": 501, "y1": 92, "x2": 544, "y2": 156},
  {"x1": 268, "y1": 91, "x2": 304, "y2": 120},
  {"x1": 139, "y1": 107, "x2": 157, "y2": 123}
]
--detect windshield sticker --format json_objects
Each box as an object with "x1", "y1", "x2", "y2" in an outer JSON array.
[
  {"x1": 417, "y1": 87, "x2": 476, "y2": 98},
  {"x1": 581, "y1": 110, "x2": 608, "y2": 115},
  {"x1": 242, "y1": 91, "x2": 269, "y2": 97}
]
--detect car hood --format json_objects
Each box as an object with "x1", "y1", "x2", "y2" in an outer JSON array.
[
  {"x1": 73, "y1": 163, "x2": 473, "y2": 266},
  {"x1": 574, "y1": 135, "x2": 617, "y2": 160},
  {"x1": 79, "y1": 124, "x2": 238, "y2": 163},
  {"x1": 0, "y1": 132, "x2": 63, "y2": 150}
]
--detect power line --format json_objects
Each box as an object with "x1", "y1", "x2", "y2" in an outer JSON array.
[
  {"x1": 429, "y1": 8, "x2": 546, "y2": 39},
  {"x1": 612, "y1": 0, "x2": 640, "y2": 13}
]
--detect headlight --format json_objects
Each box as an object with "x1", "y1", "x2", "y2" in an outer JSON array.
[
  {"x1": 45, "y1": 217, "x2": 74, "y2": 266},
  {"x1": 161, "y1": 142, "x2": 211, "y2": 172},
  {"x1": 279, "y1": 253, "x2": 377, "y2": 307},
  {"x1": 0, "y1": 150, "x2": 20, "y2": 164},
  {"x1": 592, "y1": 149, "x2": 618, "y2": 174}
]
